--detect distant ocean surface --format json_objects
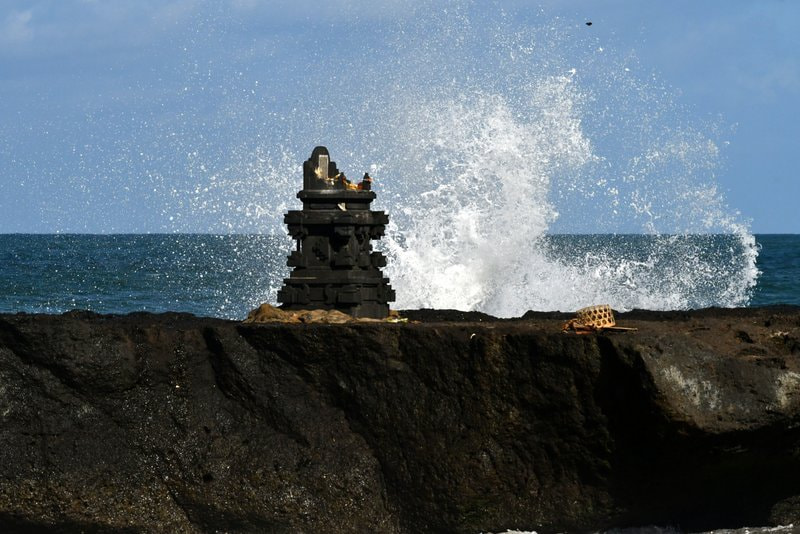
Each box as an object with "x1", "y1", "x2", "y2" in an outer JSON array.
[{"x1": 0, "y1": 234, "x2": 797, "y2": 319}]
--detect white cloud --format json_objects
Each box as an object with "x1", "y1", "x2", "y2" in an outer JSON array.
[
  {"x1": 152, "y1": 0, "x2": 202, "y2": 28},
  {"x1": 0, "y1": 9, "x2": 34, "y2": 46},
  {"x1": 230, "y1": 0, "x2": 259, "y2": 10},
  {"x1": 738, "y1": 57, "x2": 800, "y2": 98}
]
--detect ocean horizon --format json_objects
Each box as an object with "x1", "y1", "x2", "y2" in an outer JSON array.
[{"x1": 1, "y1": 233, "x2": 797, "y2": 319}]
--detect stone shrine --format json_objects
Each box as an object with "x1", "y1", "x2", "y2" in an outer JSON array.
[{"x1": 277, "y1": 146, "x2": 395, "y2": 318}]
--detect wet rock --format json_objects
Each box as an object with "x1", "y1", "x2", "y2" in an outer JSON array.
[{"x1": 0, "y1": 307, "x2": 798, "y2": 532}]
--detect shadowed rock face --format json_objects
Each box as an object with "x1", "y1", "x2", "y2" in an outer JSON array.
[{"x1": 0, "y1": 307, "x2": 799, "y2": 533}]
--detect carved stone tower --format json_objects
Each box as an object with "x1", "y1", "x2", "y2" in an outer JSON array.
[{"x1": 277, "y1": 146, "x2": 395, "y2": 318}]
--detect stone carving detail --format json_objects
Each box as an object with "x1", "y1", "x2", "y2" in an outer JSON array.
[{"x1": 277, "y1": 146, "x2": 395, "y2": 318}]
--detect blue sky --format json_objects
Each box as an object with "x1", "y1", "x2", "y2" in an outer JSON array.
[{"x1": 1, "y1": 0, "x2": 798, "y2": 233}]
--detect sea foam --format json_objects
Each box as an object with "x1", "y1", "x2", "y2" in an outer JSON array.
[
  {"x1": 322, "y1": 4, "x2": 758, "y2": 315},
  {"x1": 164, "y1": 2, "x2": 759, "y2": 315}
]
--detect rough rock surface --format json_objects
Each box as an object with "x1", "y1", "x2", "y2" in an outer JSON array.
[{"x1": 0, "y1": 307, "x2": 799, "y2": 533}]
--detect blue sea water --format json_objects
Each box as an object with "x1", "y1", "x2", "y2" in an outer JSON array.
[
  {"x1": 750, "y1": 234, "x2": 800, "y2": 308},
  {"x1": 0, "y1": 233, "x2": 796, "y2": 319}
]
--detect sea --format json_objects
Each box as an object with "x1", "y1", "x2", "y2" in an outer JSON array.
[{"x1": 0, "y1": 233, "x2": 797, "y2": 319}]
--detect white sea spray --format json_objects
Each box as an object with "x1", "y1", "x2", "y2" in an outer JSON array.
[
  {"x1": 87, "y1": 2, "x2": 759, "y2": 315},
  {"x1": 365, "y1": 6, "x2": 759, "y2": 315}
]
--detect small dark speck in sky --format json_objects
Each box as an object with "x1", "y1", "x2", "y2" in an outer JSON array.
[{"x1": 585, "y1": 21, "x2": 592, "y2": 26}]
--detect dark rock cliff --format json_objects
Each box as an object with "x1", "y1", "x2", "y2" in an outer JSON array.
[{"x1": 0, "y1": 307, "x2": 799, "y2": 533}]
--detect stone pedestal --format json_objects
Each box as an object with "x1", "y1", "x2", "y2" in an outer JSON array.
[{"x1": 277, "y1": 147, "x2": 395, "y2": 318}]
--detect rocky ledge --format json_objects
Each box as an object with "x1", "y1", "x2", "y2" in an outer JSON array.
[{"x1": 0, "y1": 307, "x2": 799, "y2": 533}]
